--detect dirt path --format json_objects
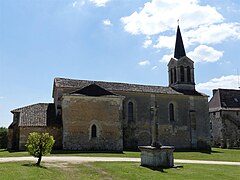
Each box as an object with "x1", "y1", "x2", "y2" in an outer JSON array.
[{"x1": 0, "y1": 156, "x2": 240, "y2": 166}]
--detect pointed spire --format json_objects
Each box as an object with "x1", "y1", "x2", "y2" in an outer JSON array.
[{"x1": 174, "y1": 25, "x2": 186, "y2": 59}]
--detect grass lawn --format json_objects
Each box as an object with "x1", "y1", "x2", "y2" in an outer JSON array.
[
  {"x1": 1, "y1": 148, "x2": 240, "y2": 162},
  {"x1": 0, "y1": 161, "x2": 239, "y2": 180},
  {"x1": 174, "y1": 148, "x2": 240, "y2": 162},
  {"x1": 0, "y1": 149, "x2": 29, "y2": 157}
]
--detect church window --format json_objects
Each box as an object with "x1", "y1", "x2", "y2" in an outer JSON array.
[
  {"x1": 171, "y1": 69, "x2": 174, "y2": 84},
  {"x1": 128, "y1": 102, "x2": 134, "y2": 122},
  {"x1": 180, "y1": 66, "x2": 184, "y2": 82},
  {"x1": 169, "y1": 103, "x2": 175, "y2": 122},
  {"x1": 91, "y1": 124, "x2": 97, "y2": 138},
  {"x1": 174, "y1": 67, "x2": 177, "y2": 83},
  {"x1": 187, "y1": 66, "x2": 191, "y2": 82}
]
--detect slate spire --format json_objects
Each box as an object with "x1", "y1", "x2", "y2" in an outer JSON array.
[{"x1": 174, "y1": 25, "x2": 186, "y2": 59}]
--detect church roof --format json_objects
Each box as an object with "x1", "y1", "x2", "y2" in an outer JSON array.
[
  {"x1": 209, "y1": 89, "x2": 240, "y2": 111},
  {"x1": 174, "y1": 25, "x2": 186, "y2": 59},
  {"x1": 70, "y1": 84, "x2": 118, "y2": 97},
  {"x1": 11, "y1": 103, "x2": 60, "y2": 127},
  {"x1": 54, "y1": 77, "x2": 206, "y2": 96}
]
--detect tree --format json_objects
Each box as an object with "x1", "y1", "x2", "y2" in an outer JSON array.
[
  {"x1": 0, "y1": 127, "x2": 8, "y2": 149},
  {"x1": 26, "y1": 132, "x2": 55, "y2": 166}
]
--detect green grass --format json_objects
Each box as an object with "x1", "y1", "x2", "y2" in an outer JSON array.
[
  {"x1": 174, "y1": 148, "x2": 240, "y2": 162},
  {"x1": 92, "y1": 162, "x2": 240, "y2": 180},
  {"x1": 0, "y1": 161, "x2": 239, "y2": 180},
  {"x1": 51, "y1": 150, "x2": 141, "y2": 157},
  {"x1": 1, "y1": 148, "x2": 240, "y2": 162},
  {"x1": 0, "y1": 149, "x2": 29, "y2": 157}
]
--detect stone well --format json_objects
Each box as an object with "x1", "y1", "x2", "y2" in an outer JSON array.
[{"x1": 138, "y1": 145, "x2": 174, "y2": 168}]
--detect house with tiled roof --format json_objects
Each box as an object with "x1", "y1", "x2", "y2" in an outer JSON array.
[
  {"x1": 8, "y1": 26, "x2": 211, "y2": 151},
  {"x1": 209, "y1": 89, "x2": 240, "y2": 148}
]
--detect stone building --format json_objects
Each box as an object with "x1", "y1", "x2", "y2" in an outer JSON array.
[
  {"x1": 8, "y1": 103, "x2": 62, "y2": 150},
  {"x1": 209, "y1": 89, "x2": 240, "y2": 148},
  {"x1": 8, "y1": 26, "x2": 211, "y2": 151}
]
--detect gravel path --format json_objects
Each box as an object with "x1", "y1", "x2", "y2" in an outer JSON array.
[{"x1": 0, "y1": 156, "x2": 240, "y2": 166}]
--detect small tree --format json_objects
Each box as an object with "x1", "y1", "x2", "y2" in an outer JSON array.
[
  {"x1": 26, "y1": 132, "x2": 55, "y2": 166},
  {"x1": 0, "y1": 127, "x2": 8, "y2": 149}
]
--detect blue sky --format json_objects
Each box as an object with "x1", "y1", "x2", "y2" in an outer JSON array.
[{"x1": 1, "y1": 0, "x2": 240, "y2": 127}]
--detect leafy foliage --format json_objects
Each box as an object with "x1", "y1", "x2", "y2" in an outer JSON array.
[
  {"x1": 0, "y1": 127, "x2": 8, "y2": 149},
  {"x1": 26, "y1": 132, "x2": 55, "y2": 166}
]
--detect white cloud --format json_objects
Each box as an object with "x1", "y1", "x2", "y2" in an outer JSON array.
[
  {"x1": 153, "y1": 35, "x2": 175, "y2": 49},
  {"x1": 188, "y1": 45, "x2": 223, "y2": 63},
  {"x1": 160, "y1": 45, "x2": 223, "y2": 64},
  {"x1": 73, "y1": 1, "x2": 78, "y2": 7},
  {"x1": 0, "y1": 97, "x2": 5, "y2": 99},
  {"x1": 186, "y1": 23, "x2": 240, "y2": 45},
  {"x1": 143, "y1": 39, "x2": 152, "y2": 48},
  {"x1": 89, "y1": 0, "x2": 110, "y2": 7},
  {"x1": 160, "y1": 54, "x2": 172, "y2": 63},
  {"x1": 151, "y1": 66, "x2": 157, "y2": 70},
  {"x1": 121, "y1": 0, "x2": 240, "y2": 64},
  {"x1": 72, "y1": 0, "x2": 85, "y2": 7},
  {"x1": 121, "y1": 0, "x2": 223, "y2": 35},
  {"x1": 196, "y1": 75, "x2": 240, "y2": 91},
  {"x1": 103, "y1": 19, "x2": 112, "y2": 26},
  {"x1": 139, "y1": 60, "x2": 150, "y2": 66}
]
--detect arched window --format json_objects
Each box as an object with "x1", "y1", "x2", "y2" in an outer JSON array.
[
  {"x1": 91, "y1": 124, "x2": 97, "y2": 138},
  {"x1": 169, "y1": 103, "x2": 174, "y2": 122},
  {"x1": 180, "y1": 66, "x2": 184, "y2": 82},
  {"x1": 187, "y1": 66, "x2": 191, "y2": 82},
  {"x1": 174, "y1": 67, "x2": 177, "y2": 83},
  {"x1": 128, "y1": 102, "x2": 133, "y2": 122}
]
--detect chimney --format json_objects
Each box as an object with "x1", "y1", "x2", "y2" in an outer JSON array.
[{"x1": 212, "y1": 89, "x2": 218, "y2": 96}]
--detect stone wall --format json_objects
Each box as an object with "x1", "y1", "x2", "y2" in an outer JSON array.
[
  {"x1": 191, "y1": 96, "x2": 211, "y2": 150},
  {"x1": 222, "y1": 111, "x2": 240, "y2": 148},
  {"x1": 210, "y1": 110, "x2": 240, "y2": 148},
  {"x1": 8, "y1": 126, "x2": 20, "y2": 150},
  {"x1": 114, "y1": 91, "x2": 210, "y2": 150},
  {"x1": 18, "y1": 126, "x2": 62, "y2": 150},
  {"x1": 210, "y1": 111, "x2": 223, "y2": 147},
  {"x1": 62, "y1": 95, "x2": 123, "y2": 151}
]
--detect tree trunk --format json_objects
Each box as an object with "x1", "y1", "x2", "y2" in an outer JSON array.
[
  {"x1": 36, "y1": 155, "x2": 42, "y2": 166},
  {"x1": 37, "y1": 138, "x2": 43, "y2": 166}
]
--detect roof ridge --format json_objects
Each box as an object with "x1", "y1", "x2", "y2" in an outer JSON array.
[
  {"x1": 11, "y1": 102, "x2": 53, "y2": 113},
  {"x1": 54, "y1": 77, "x2": 168, "y2": 88}
]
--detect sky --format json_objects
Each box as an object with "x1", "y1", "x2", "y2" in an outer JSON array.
[{"x1": 1, "y1": 0, "x2": 240, "y2": 127}]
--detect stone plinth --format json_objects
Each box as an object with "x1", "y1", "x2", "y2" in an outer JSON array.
[{"x1": 138, "y1": 146, "x2": 174, "y2": 168}]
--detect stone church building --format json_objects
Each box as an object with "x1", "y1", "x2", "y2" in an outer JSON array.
[{"x1": 8, "y1": 26, "x2": 211, "y2": 151}]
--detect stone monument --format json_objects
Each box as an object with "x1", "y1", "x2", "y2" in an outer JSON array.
[{"x1": 138, "y1": 102, "x2": 175, "y2": 168}]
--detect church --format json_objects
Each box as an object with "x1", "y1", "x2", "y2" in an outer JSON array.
[{"x1": 8, "y1": 26, "x2": 211, "y2": 151}]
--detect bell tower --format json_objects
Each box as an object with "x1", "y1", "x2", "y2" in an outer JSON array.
[{"x1": 168, "y1": 25, "x2": 195, "y2": 91}]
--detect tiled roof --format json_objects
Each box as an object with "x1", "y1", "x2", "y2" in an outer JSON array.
[
  {"x1": 70, "y1": 84, "x2": 118, "y2": 96},
  {"x1": 54, "y1": 77, "x2": 205, "y2": 96},
  {"x1": 209, "y1": 89, "x2": 240, "y2": 109},
  {"x1": 11, "y1": 103, "x2": 59, "y2": 127}
]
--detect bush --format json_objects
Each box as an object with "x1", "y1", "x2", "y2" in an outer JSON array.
[
  {"x1": 0, "y1": 127, "x2": 8, "y2": 149},
  {"x1": 26, "y1": 132, "x2": 55, "y2": 166}
]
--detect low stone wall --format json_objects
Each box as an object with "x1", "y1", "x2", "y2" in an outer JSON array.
[{"x1": 19, "y1": 126, "x2": 62, "y2": 150}]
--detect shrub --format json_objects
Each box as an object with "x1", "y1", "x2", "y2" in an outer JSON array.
[
  {"x1": 0, "y1": 127, "x2": 8, "y2": 149},
  {"x1": 26, "y1": 132, "x2": 55, "y2": 166}
]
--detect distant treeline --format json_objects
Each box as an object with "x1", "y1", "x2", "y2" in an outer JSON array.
[{"x1": 0, "y1": 127, "x2": 8, "y2": 149}]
